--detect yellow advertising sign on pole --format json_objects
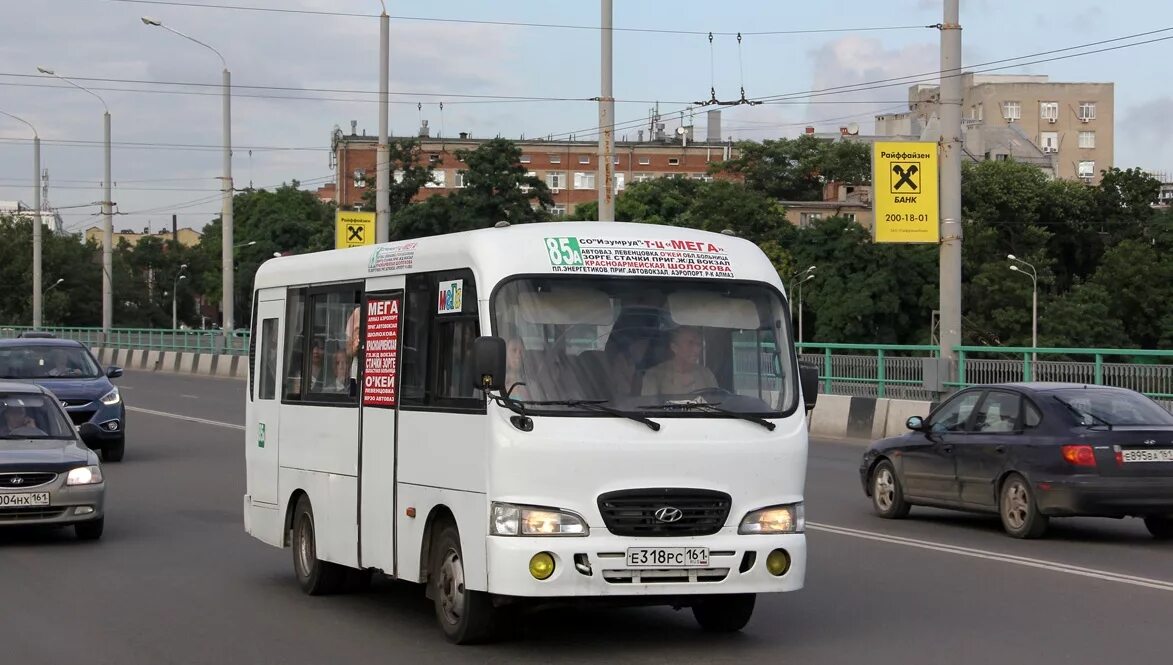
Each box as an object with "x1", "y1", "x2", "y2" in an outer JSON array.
[
  {"x1": 335, "y1": 210, "x2": 376, "y2": 249},
  {"x1": 872, "y1": 141, "x2": 939, "y2": 243}
]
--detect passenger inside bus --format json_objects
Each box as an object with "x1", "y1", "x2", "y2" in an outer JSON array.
[{"x1": 641, "y1": 326, "x2": 718, "y2": 396}]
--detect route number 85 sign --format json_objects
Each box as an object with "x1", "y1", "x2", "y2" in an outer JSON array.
[{"x1": 545, "y1": 237, "x2": 584, "y2": 266}]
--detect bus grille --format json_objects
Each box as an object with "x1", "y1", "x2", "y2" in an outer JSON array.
[{"x1": 597, "y1": 488, "x2": 731, "y2": 537}]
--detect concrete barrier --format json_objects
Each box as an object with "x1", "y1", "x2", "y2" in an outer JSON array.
[
  {"x1": 809, "y1": 394, "x2": 853, "y2": 439},
  {"x1": 178, "y1": 352, "x2": 197, "y2": 374},
  {"x1": 160, "y1": 351, "x2": 179, "y2": 372},
  {"x1": 214, "y1": 355, "x2": 237, "y2": 378},
  {"x1": 196, "y1": 354, "x2": 217, "y2": 377},
  {"x1": 143, "y1": 350, "x2": 162, "y2": 370},
  {"x1": 885, "y1": 399, "x2": 934, "y2": 438}
]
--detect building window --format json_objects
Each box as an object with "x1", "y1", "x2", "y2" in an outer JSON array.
[
  {"x1": 521, "y1": 171, "x2": 536, "y2": 193},
  {"x1": 520, "y1": 154, "x2": 531, "y2": 164},
  {"x1": 1040, "y1": 131, "x2": 1059, "y2": 153},
  {"x1": 638, "y1": 156, "x2": 651, "y2": 165},
  {"x1": 454, "y1": 171, "x2": 467, "y2": 188},
  {"x1": 551, "y1": 204, "x2": 567, "y2": 218},
  {"x1": 633, "y1": 173, "x2": 654, "y2": 183},
  {"x1": 428, "y1": 153, "x2": 441, "y2": 163},
  {"x1": 573, "y1": 172, "x2": 596, "y2": 190},
  {"x1": 1001, "y1": 101, "x2": 1021, "y2": 121},
  {"x1": 843, "y1": 213, "x2": 857, "y2": 223},
  {"x1": 613, "y1": 156, "x2": 620, "y2": 165},
  {"x1": 425, "y1": 170, "x2": 447, "y2": 188},
  {"x1": 1078, "y1": 131, "x2": 1096, "y2": 149},
  {"x1": 546, "y1": 172, "x2": 567, "y2": 189},
  {"x1": 578, "y1": 155, "x2": 591, "y2": 165},
  {"x1": 1078, "y1": 161, "x2": 1096, "y2": 178},
  {"x1": 800, "y1": 212, "x2": 823, "y2": 228},
  {"x1": 548, "y1": 154, "x2": 561, "y2": 164},
  {"x1": 1078, "y1": 102, "x2": 1097, "y2": 121},
  {"x1": 392, "y1": 169, "x2": 404, "y2": 184},
  {"x1": 615, "y1": 172, "x2": 625, "y2": 192},
  {"x1": 668, "y1": 158, "x2": 681, "y2": 166},
  {"x1": 1040, "y1": 102, "x2": 1059, "y2": 121}
]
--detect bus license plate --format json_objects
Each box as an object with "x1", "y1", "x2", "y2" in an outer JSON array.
[
  {"x1": 1122, "y1": 449, "x2": 1173, "y2": 463},
  {"x1": 0, "y1": 492, "x2": 50, "y2": 507},
  {"x1": 626, "y1": 547, "x2": 709, "y2": 569}
]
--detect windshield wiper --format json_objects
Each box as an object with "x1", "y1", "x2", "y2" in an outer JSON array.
[
  {"x1": 1053, "y1": 395, "x2": 1114, "y2": 430},
  {"x1": 523, "y1": 399, "x2": 661, "y2": 432},
  {"x1": 640, "y1": 401, "x2": 777, "y2": 431}
]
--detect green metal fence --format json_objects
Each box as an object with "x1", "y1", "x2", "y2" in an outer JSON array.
[{"x1": 0, "y1": 326, "x2": 249, "y2": 355}]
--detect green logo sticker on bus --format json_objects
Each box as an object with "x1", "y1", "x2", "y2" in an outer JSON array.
[
  {"x1": 544, "y1": 237, "x2": 583, "y2": 266},
  {"x1": 258, "y1": 422, "x2": 266, "y2": 448}
]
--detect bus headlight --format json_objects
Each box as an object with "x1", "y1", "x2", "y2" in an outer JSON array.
[
  {"x1": 739, "y1": 503, "x2": 804, "y2": 534},
  {"x1": 491, "y1": 503, "x2": 589, "y2": 537}
]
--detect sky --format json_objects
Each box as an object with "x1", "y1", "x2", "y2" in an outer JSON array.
[{"x1": 1, "y1": 0, "x2": 1172, "y2": 235}]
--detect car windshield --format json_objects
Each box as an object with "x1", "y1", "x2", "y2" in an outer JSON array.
[
  {"x1": 492, "y1": 277, "x2": 798, "y2": 416},
  {"x1": 0, "y1": 345, "x2": 102, "y2": 380},
  {"x1": 1050, "y1": 388, "x2": 1173, "y2": 427},
  {"x1": 0, "y1": 393, "x2": 75, "y2": 440}
]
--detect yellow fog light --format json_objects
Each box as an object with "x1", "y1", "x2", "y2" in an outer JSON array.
[
  {"x1": 765, "y1": 549, "x2": 790, "y2": 577},
  {"x1": 529, "y1": 552, "x2": 555, "y2": 580}
]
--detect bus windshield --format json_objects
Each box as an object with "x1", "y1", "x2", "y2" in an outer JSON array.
[{"x1": 492, "y1": 277, "x2": 798, "y2": 417}]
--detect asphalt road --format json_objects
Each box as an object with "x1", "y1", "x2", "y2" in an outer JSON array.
[{"x1": 2, "y1": 371, "x2": 1171, "y2": 665}]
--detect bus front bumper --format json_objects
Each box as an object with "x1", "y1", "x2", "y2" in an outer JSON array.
[{"x1": 485, "y1": 529, "x2": 806, "y2": 598}]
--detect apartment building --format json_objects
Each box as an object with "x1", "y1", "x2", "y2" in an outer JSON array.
[
  {"x1": 908, "y1": 74, "x2": 1114, "y2": 183},
  {"x1": 84, "y1": 225, "x2": 203, "y2": 248},
  {"x1": 325, "y1": 113, "x2": 736, "y2": 217}
]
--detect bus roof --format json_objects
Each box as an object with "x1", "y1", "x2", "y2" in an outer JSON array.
[{"x1": 253, "y1": 221, "x2": 784, "y2": 295}]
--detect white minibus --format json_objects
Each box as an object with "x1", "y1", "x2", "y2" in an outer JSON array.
[{"x1": 244, "y1": 221, "x2": 818, "y2": 643}]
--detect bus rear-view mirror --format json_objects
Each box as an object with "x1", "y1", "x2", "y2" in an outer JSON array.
[
  {"x1": 473, "y1": 336, "x2": 507, "y2": 392},
  {"x1": 799, "y1": 362, "x2": 819, "y2": 411}
]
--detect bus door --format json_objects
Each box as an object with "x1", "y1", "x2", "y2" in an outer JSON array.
[
  {"x1": 247, "y1": 294, "x2": 285, "y2": 507},
  {"x1": 359, "y1": 279, "x2": 405, "y2": 573}
]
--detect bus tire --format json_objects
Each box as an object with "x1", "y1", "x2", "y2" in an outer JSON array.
[
  {"x1": 291, "y1": 496, "x2": 347, "y2": 595},
  {"x1": 430, "y1": 523, "x2": 499, "y2": 644},
  {"x1": 692, "y1": 593, "x2": 756, "y2": 632}
]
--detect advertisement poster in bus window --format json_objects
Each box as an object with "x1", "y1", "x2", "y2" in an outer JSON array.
[{"x1": 363, "y1": 295, "x2": 400, "y2": 408}]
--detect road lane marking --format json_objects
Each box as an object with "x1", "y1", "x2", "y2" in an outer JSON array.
[
  {"x1": 180, "y1": 394, "x2": 201, "y2": 399},
  {"x1": 126, "y1": 406, "x2": 245, "y2": 431},
  {"x1": 808, "y1": 522, "x2": 1173, "y2": 593}
]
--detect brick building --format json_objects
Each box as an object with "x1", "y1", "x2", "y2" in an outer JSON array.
[{"x1": 323, "y1": 116, "x2": 737, "y2": 217}]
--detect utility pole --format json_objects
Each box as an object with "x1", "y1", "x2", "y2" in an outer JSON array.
[
  {"x1": 221, "y1": 65, "x2": 234, "y2": 335},
  {"x1": 104, "y1": 109, "x2": 113, "y2": 337},
  {"x1": 375, "y1": 4, "x2": 391, "y2": 242},
  {"x1": 938, "y1": 0, "x2": 963, "y2": 386},
  {"x1": 597, "y1": 0, "x2": 615, "y2": 221}
]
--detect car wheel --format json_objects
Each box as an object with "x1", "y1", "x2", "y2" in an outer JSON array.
[
  {"x1": 871, "y1": 460, "x2": 911, "y2": 519},
  {"x1": 430, "y1": 522, "x2": 500, "y2": 644},
  {"x1": 102, "y1": 437, "x2": 125, "y2": 463},
  {"x1": 692, "y1": 594, "x2": 756, "y2": 632},
  {"x1": 290, "y1": 496, "x2": 347, "y2": 595},
  {"x1": 1143, "y1": 516, "x2": 1173, "y2": 540},
  {"x1": 1000, "y1": 473, "x2": 1048, "y2": 539},
  {"x1": 75, "y1": 517, "x2": 104, "y2": 541}
]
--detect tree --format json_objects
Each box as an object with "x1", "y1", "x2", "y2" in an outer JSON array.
[
  {"x1": 1087, "y1": 239, "x2": 1173, "y2": 348},
  {"x1": 715, "y1": 135, "x2": 871, "y2": 200},
  {"x1": 0, "y1": 216, "x2": 104, "y2": 326},
  {"x1": 359, "y1": 138, "x2": 436, "y2": 216},
  {"x1": 1039, "y1": 282, "x2": 1129, "y2": 349}
]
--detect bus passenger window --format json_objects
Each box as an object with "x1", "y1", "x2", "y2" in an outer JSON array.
[
  {"x1": 435, "y1": 319, "x2": 479, "y2": 399},
  {"x1": 307, "y1": 290, "x2": 361, "y2": 398},
  {"x1": 283, "y1": 289, "x2": 306, "y2": 400},
  {"x1": 258, "y1": 318, "x2": 278, "y2": 400},
  {"x1": 400, "y1": 278, "x2": 431, "y2": 403}
]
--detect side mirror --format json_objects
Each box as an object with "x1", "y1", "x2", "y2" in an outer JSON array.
[
  {"x1": 106, "y1": 366, "x2": 123, "y2": 379},
  {"x1": 472, "y1": 336, "x2": 507, "y2": 392},
  {"x1": 799, "y1": 362, "x2": 820, "y2": 411},
  {"x1": 906, "y1": 416, "x2": 926, "y2": 432}
]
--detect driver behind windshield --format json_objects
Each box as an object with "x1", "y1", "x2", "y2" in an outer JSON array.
[
  {"x1": 641, "y1": 326, "x2": 718, "y2": 396},
  {"x1": 0, "y1": 404, "x2": 46, "y2": 437},
  {"x1": 46, "y1": 349, "x2": 77, "y2": 377}
]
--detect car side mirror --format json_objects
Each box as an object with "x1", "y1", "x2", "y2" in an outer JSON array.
[
  {"x1": 106, "y1": 366, "x2": 123, "y2": 379},
  {"x1": 906, "y1": 416, "x2": 926, "y2": 432},
  {"x1": 799, "y1": 362, "x2": 820, "y2": 411},
  {"x1": 472, "y1": 336, "x2": 507, "y2": 392}
]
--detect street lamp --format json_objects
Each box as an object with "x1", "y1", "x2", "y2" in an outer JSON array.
[
  {"x1": 0, "y1": 109, "x2": 42, "y2": 329},
  {"x1": 234, "y1": 240, "x2": 256, "y2": 249},
  {"x1": 141, "y1": 16, "x2": 234, "y2": 334},
  {"x1": 788, "y1": 266, "x2": 816, "y2": 342},
  {"x1": 38, "y1": 67, "x2": 112, "y2": 337},
  {"x1": 45, "y1": 278, "x2": 65, "y2": 293},
  {"x1": 172, "y1": 263, "x2": 188, "y2": 330},
  {"x1": 1007, "y1": 254, "x2": 1038, "y2": 365},
  {"x1": 796, "y1": 272, "x2": 817, "y2": 344}
]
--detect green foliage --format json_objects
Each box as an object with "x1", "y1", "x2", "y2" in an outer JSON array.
[
  {"x1": 360, "y1": 138, "x2": 436, "y2": 216},
  {"x1": 715, "y1": 135, "x2": 871, "y2": 200}
]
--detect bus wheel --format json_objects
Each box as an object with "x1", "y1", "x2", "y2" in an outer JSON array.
[
  {"x1": 692, "y1": 594, "x2": 756, "y2": 632},
  {"x1": 291, "y1": 496, "x2": 347, "y2": 595},
  {"x1": 430, "y1": 523, "x2": 499, "y2": 644}
]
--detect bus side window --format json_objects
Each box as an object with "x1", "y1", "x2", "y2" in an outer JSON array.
[
  {"x1": 258, "y1": 318, "x2": 278, "y2": 400},
  {"x1": 435, "y1": 318, "x2": 478, "y2": 399},
  {"x1": 400, "y1": 275, "x2": 431, "y2": 404},
  {"x1": 283, "y1": 289, "x2": 306, "y2": 400}
]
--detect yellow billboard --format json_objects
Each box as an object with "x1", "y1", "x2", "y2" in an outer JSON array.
[
  {"x1": 335, "y1": 210, "x2": 376, "y2": 249},
  {"x1": 872, "y1": 142, "x2": 939, "y2": 243}
]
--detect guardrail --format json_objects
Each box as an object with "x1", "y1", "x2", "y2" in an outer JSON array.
[{"x1": 0, "y1": 326, "x2": 249, "y2": 355}]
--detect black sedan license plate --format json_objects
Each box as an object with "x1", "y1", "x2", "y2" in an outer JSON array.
[
  {"x1": 625, "y1": 547, "x2": 709, "y2": 568},
  {"x1": 0, "y1": 492, "x2": 50, "y2": 507}
]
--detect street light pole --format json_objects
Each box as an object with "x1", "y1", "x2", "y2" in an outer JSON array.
[
  {"x1": 1008, "y1": 255, "x2": 1038, "y2": 365},
  {"x1": 37, "y1": 68, "x2": 111, "y2": 338},
  {"x1": 141, "y1": 17, "x2": 233, "y2": 334},
  {"x1": 597, "y1": 0, "x2": 616, "y2": 221},
  {"x1": 0, "y1": 110, "x2": 41, "y2": 329},
  {"x1": 375, "y1": 2, "x2": 390, "y2": 243},
  {"x1": 172, "y1": 266, "x2": 188, "y2": 330}
]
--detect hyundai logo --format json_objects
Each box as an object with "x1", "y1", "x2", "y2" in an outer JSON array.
[
  {"x1": 654, "y1": 506, "x2": 684, "y2": 523},
  {"x1": 9, "y1": 476, "x2": 24, "y2": 486},
  {"x1": 1144, "y1": 439, "x2": 1157, "y2": 446}
]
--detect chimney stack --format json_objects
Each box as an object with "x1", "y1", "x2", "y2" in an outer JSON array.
[{"x1": 707, "y1": 110, "x2": 722, "y2": 144}]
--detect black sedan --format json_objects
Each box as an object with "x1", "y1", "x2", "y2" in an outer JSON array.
[{"x1": 860, "y1": 382, "x2": 1173, "y2": 539}]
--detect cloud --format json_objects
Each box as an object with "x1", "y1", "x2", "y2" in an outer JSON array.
[
  {"x1": 803, "y1": 36, "x2": 938, "y2": 134},
  {"x1": 1117, "y1": 97, "x2": 1173, "y2": 172}
]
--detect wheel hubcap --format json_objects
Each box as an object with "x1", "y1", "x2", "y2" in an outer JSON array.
[
  {"x1": 437, "y1": 548, "x2": 466, "y2": 625},
  {"x1": 296, "y1": 515, "x2": 315, "y2": 576},
  {"x1": 1004, "y1": 482, "x2": 1029, "y2": 530},
  {"x1": 875, "y1": 468, "x2": 895, "y2": 511}
]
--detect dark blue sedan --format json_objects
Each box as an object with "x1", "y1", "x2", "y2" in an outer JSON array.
[
  {"x1": 860, "y1": 383, "x2": 1173, "y2": 539},
  {"x1": 0, "y1": 338, "x2": 126, "y2": 462}
]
